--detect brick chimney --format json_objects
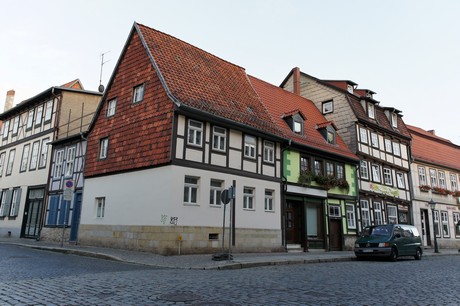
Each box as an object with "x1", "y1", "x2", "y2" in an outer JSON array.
[
  {"x1": 293, "y1": 67, "x2": 300, "y2": 95},
  {"x1": 4, "y1": 90, "x2": 15, "y2": 112}
]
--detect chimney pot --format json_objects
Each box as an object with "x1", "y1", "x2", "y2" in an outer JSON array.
[
  {"x1": 428, "y1": 130, "x2": 435, "y2": 135},
  {"x1": 293, "y1": 67, "x2": 300, "y2": 95}
]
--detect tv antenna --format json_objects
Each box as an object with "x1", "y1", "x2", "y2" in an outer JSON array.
[{"x1": 98, "y1": 51, "x2": 111, "y2": 92}]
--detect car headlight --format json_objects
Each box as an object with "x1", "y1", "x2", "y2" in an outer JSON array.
[
  {"x1": 378, "y1": 242, "x2": 389, "y2": 247},
  {"x1": 355, "y1": 243, "x2": 360, "y2": 248}
]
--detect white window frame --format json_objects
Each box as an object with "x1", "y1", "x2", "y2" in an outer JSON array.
[
  {"x1": 438, "y1": 171, "x2": 447, "y2": 189},
  {"x1": 64, "y1": 146, "x2": 76, "y2": 177},
  {"x1": 243, "y1": 187, "x2": 255, "y2": 210},
  {"x1": 26, "y1": 109, "x2": 34, "y2": 129},
  {"x1": 0, "y1": 191, "x2": 8, "y2": 217},
  {"x1": 20, "y1": 144, "x2": 30, "y2": 172},
  {"x1": 359, "y1": 127, "x2": 368, "y2": 144},
  {"x1": 264, "y1": 189, "x2": 274, "y2": 212},
  {"x1": 336, "y1": 164, "x2": 344, "y2": 179},
  {"x1": 184, "y1": 176, "x2": 199, "y2": 205},
  {"x1": 263, "y1": 141, "x2": 274, "y2": 163},
  {"x1": 12, "y1": 116, "x2": 19, "y2": 135},
  {"x1": 38, "y1": 138, "x2": 50, "y2": 168},
  {"x1": 360, "y1": 160, "x2": 369, "y2": 180},
  {"x1": 429, "y1": 169, "x2": 438, "y2": 187},
  {"x1": 418, "y1": 167, "x2": 427, "y2": 186},
  {"x1": 212, "y1": 126, "x2": 226, "y2": 152},
  {"x1": 35, "y1": 105, "x2": 43, "y2": 126},
  {"x1": 99, "y1": 138, "x2": 109, "y2": 159},
  {"x1": 6, "y1": 150, "x2": 15, "y2": 175},
  {"x1": 392, "y1": 142, "x2": 400, "y2": 156},
  {"x1": 132, "y1": 83, "x2": 145, "y2": 103},
  {"x1": 372, "y1": 164, "x2": 381, "y2": 183},
  {"x1": 209, "y1": 179, "x2": 223, "y2": 206},
  {"x1": 322, "y1": 101, "x2": 333, "y2": 114},
  {"x1": 451, "y1": 174, "x2": 458, "y2": 192},
  {"x1": 107, "y1": 98, "x2": 117, "y2": 117},
  {"x1": 374, "y1": 202, "x2": 384, "y2": 225},
  {"x1": 346, "y1": 204, "x2": 356, "y2": 229},
  {"x1": 44, "y1": 99, "x2": 53, "y2": 122},
  {"x1": 384, "y1": 139, "x2": 392, "y2": 153},
  {"x1": 244, "y1": 135, "x2": 256, "y2": 159},
  {"x1": 391, "y1": 113, "x2": 398, "y2": 128},
  {"x1": 441, "y1": 211, "x2": 450, "y2": 237},
  {"x1": 2, "y1": 120, "x2": 10, "y2": 138},
  {"x1": 396, "y1": 172, "x2": 405, "y2": 188},
  {"x1": 96, "y1": 197, "x2": 105, "y2": 218},
  {"x1": 29, "y1": 141, "x2": 40, "y2": 170},
  {"x1": 370, "y1": 132, "x2": 379, "y2": 148},
  {"x1": 53, "y1": 149, "x2": 65, "y2": 179},
  {"x1": 387, "y1": 205, "x2": 398, "y2": 224},
  {"x1": 383, "y1": 168, "x2": 392, "y2": 185},
  {"x1": 367, "y1": 103, "x2": 375, "y2": 119},
  {"x1": 329, "y1": 205, "x2": 341, "y2": 217},
  {"x1": 187, "y1": 120, "x2": 203, "y2": 147},
  {"x1": 0, "y1": 152, "x2": 5, "y2": 177},
  {"x1": 9, "y1": 189, "x2": 20, "y2": 217},
  {"x1": 360, "y1": 200, "x2": 370, "y2": 227}
]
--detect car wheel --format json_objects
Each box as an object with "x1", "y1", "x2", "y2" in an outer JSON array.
[
  {"x1": 389, "y1": 247, "x2": 398, "y2": 262},
  {"x1": 414, "y1": 248, "x2": 422, "y2": 260}
]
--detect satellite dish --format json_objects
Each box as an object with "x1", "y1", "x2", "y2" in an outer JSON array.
[{"x1": 98, "y1": 84, "x2": 105, "y2": 93}]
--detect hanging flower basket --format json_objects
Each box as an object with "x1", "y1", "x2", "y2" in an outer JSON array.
[{"x1": 419, "y1": 185, "x2": 431, "y2": 192}]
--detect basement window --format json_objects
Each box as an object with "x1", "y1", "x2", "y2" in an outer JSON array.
[{"x1": 209, "y1": 233, "x2": 219, "y2": 240}]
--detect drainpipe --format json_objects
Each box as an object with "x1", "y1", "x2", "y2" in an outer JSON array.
[{"x1": 280, "y1": 139, "x2": 292, "y2": 251}]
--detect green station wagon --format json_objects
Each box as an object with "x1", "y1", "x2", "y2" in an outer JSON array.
[{"x1": 354, "y1": 224, "x2": 423, "y2": 261}]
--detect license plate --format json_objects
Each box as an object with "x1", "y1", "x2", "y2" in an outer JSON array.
[{"x1": 362, "y1": 249, "x2": 373, "y2": 253}]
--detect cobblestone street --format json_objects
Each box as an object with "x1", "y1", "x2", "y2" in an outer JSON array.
[{"x1": 1, "y1": 244, "x2": 460, "y2": 305}]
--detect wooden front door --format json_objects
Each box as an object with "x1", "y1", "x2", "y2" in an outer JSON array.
[
  {"x1": 286, "y1": 201, "x2": 302, "y2": 244},
  {"x1": 329, "y1": 218, "x2": 342, "y2": 251}
]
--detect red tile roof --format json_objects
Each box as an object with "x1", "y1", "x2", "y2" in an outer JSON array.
[
  {"x1": 407, "y1": 125, "x2": 460, "y2": 171},
  {"x1": 249, "y1": 75, "x2": 358, "y2": 161},
  {"x1": 136, "y1": 23, "x2": 281, "y2": 137}
]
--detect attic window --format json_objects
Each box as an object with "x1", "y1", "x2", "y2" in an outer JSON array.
[
  {"x1": 294, "y1": 120, "x2": 302, "y2": 134},
  {"x1": 347, "y1": 84, "x2": 354, "y2": 94},
  {"x1": 322, "y1": 100, "x2": 333, "y2": 114},
  {"x1": 283, "y1": 112, "x2": 304, "y2": 135},
  {"x1": 391, "y1": 113, "x2": 398, "y2": 128},
  {"x1": 327, "y1": 130, "x2": 335, "y2": 144},
  {"x1": 367, "y1": 103, "x2": 375, "y2": 119}
]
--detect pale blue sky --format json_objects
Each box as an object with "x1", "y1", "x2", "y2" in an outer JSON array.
[{"x1": 1, "y1": 0, "x2": 459, "y2": 143}]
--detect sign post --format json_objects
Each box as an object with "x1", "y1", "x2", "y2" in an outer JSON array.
[
  {"x1": 212, "y1": 184, "x2": 234, "y2": 261},
  {"x1": 61, "y1": 179, "x2": 74, "y2": 247}
]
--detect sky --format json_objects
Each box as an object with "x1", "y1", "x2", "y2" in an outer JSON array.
[{"x1": 1, "y1": 0, "x2": 459, "y2": 144}]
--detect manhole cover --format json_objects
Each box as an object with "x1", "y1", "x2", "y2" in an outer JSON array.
[
  {"x1": 157, "y1": 292, "x2": 201, "y2": 302},
  {"x1": 192, "y1": 302, "x2": 239, "y2": 306}
]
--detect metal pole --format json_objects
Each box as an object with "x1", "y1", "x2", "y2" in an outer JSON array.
[
  {"x1": 432, "y1": 209, "x2": 439, "y2": 253},
  {"x1": 60, "y1": 200, "x2": 68, "y2": 247},
  {"x1": 222, "y1": 200, "x2": 226, "y2": 254}
]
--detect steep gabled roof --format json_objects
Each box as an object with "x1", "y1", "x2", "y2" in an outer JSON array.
[
  {"x1": 134, "y1": 23, "x2": 282, "y2": 137},
  {"x1": 407, "y1": 125, "x2": 460, "y2": 171},
  {"x1": 249, "y1": 75, "x2": 358, "y2": 162}
]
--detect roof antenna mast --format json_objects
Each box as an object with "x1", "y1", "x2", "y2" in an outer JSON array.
[{"x1": 98, "y1": 51, "x2": 110, "y2": 93}]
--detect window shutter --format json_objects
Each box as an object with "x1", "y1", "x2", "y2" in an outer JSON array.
[
  {"x1": 47, "y1": 195, "x2": 59, "y2": 226},
  {"x1": 1, "y1": 190, "x2": 13, "y2": 217},
  {"x1": 11, "y1": 189, "x2": 22, "y2": 217}
]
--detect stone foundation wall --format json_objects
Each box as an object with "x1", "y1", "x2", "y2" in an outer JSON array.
[
  {"x1": 77, "y1": 224, "x2": 283, "y2": 255},
  {"x1": 40, "y1": 227, "x2": 71, "y2": 242}
]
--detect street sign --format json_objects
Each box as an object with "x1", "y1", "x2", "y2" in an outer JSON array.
[
  {"x1": 220, "y1": 186, "x2": 234, "y2": 204},
  {"x1": 63, "y1": 179, "x2": 74, "y2": 201}
]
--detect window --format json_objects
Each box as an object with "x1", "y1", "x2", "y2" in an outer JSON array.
[
  {"x1": 12, "y1": 116, "x2": 19, "y2": 135},
  {"x1": 210, "y1": 179, "x2": 223, "y2": 206},
  {"x1": 244, "y1": 135, "x2": 256, "y2": 159},
  {"x1": 374, "y1": 202, "x2": 384, "y2": 225},
  {"x1": 429, "y1": 169, "x2": 438, "y2": 187},
  {"x1": 359, "y1": 127, "x2": 368, "y2": 144},
  {"x1": 26, "y1": 109, "x2": 34, "y2": 129},
  {"x1": 6, "y1": 150, "x2": 15, "y2": 175},
  {"x1": 392, "y1": 142, "x2": 400, "y2": 156},
  {"x1": 64, "y1": 147, "x2": 76, "y2": 177},
  {"x1": 44, "y1": 99, "x2": 53, "y2": 122},
  {"x1": 314, "y1": 160, "x2": 323, "y2": 175},
  {"x1": 370, "y1": 133, "x2": 379, "y2": 148},
  {"x1": 387, "y1": 205, "x2": 398, "y2": 224},
  {"x1": 132, "y1": 83, "x2": 145, "y2": 103},
  {"x1": 29, "y1": 141, "x2": 40, "y2": 170},
  {"x1": 300, "y1": 156, "x2": 310, "y2": 172},
  {"x1": 187, "y1": 120, "x2": 203, "y2": 147},
  {"x1": 53, "y1": 150, "x2": 64, "y2": 179},
  {"x1": 329, "y1": 205, "x2": 341, "y2": 217},
  {"x1": 396, "y1": 173, "x2": 405, "y2": 188},
  {"x1": 336, "y1": 164, "x2": 344, "y2": 179},
  {"x1": 99, "y1": 138, "x2": 109, "y2": 159},
  {"x1": 384, "y1": 139, "x2": 392, "y2": 153},
  {"x1": 243, "y1": 187, "x2": 254, "y2": 210},
  {"x1": 96, "y1": 197, "x2": 105, "y2": 218},
  {"x1": 293, "y1": 120, "x2": 303, "y2": 134},
  {"x1": 9, "y1": 189, "x2": 21, "y2": 217},
  {"x1": 347, "y1": 84, "x2": 354, "y2": 94},
  {"x1": 106, "y1": 98, "x2": 117, "y2": 117},
  {"x1": 433, "y1": 210, "x2": 440, "y2": 237},
  {"x1": 212, "y1": 126, "x2": 226, "y2": 151},
  {"x1": 20, "y1": 144, "x2": 30, "y2": 172},
  {"x1": 438, "y1": 171, "x2": 446, "y2": 189},
  {"x1": 264, "y1": 189, "x2": 274, "y2": 211},
  {"x1": 38, "y1": 138, "x2": 50, "y2": 168},
  {"x1": 418, "y1": 167, "x2": 427, "y2": 186},
  {"x1": 367, "y1": 103, "x2": 375, "y2": 119},
  {"x1": 320, "y1": 100, "x2": 332, "y2": 114},
  {"x1": 0, "y1": 153, "x2": 5, "y2": 177},
  {"x1": 441, "y1": 211, "x2": 449, "y2": 237},
  {"x1": 263, "y1": 141, "x2": 274, "y2": 163},
  {"x1": 184, "y1": 176, "x2": 198, "y2": 204},
  {"x1": 360, "y1": 160, "x2": 369, "y2": 180},
  {"x1": 326, "y1": 162, "x2": 335, "y2": 177},
  {"x1": 360, "y1": 200, "x2": 370, "y2": 227},
  {"x1": 346, "y1": 204, "x2": 356, "y2": 229},
  {"x1": 0, "y1": 190, "x2": 9, "y2": 217},
  {"x1": 326, "y1": 130, "x2": 335, "y2": 144},
  {"x1": 383, "y1": 168, "x2": 392, "y2": 185},
  {"x1": 451, "y1": 174, "x2": 458, "y2": 192},
  {"x1": 391, "y1": 113, "x2": 398, "y2": 128},
  {"x1": 453, "y1": 212, "x2": 460, "y2": 236},
  {"x1": 2, "y1": 120, "x2": 10, "y2": 138},
  {"x1": 371, "y1": 164, "x2": 381, "y2": 183},
  {"x1": 35, "y1": 105, "x2": 43, "y2": 126}
]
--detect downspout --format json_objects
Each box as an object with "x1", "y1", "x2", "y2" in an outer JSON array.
[{"x1": 280, "y1": 139, "x2": 292, "y2": 251}]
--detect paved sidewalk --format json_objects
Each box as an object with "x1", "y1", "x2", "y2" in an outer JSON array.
[{"x1": 1, "y1": 238, "x2": 458, "y2": 270}]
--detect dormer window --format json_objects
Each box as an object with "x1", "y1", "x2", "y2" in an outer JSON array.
[
  {"x1": 282, "y1": 110, "x2": 305, "y2": 135},
  {"x1": 347, "y1": 84, "x2": 354, "y2": 94},
  {"x1": 367, "y1": 103, "x2": 375, "y2": 119},
  {"x1": 327, "y1": 130, "x2": 335, "y2": 144},
  {"x1": 293, "y1": 120, "x2": 302, "y2": 134},
  {"x1": 317, "y1": 121, "x2": 337, "y2": 144},
  {"x1": 391, "y1": 113, "x2": 398, "y2": 128}
]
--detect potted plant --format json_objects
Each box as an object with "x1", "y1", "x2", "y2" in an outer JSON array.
[
  {"x1": 298, "y1": 170, "x2": 315, "y2": 186},
  {"x1": 419, "y1": 185, "x2": 431, "y2": 192}
]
